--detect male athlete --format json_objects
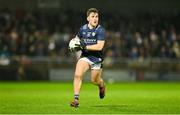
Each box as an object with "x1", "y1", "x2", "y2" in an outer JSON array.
[{"x1": 70, "y1": 8, "x2": 106, "y2": 108}]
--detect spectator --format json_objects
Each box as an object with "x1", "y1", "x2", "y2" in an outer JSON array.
[{"x1": 0, "y1": 8, "x2": 179, "y2": 60}]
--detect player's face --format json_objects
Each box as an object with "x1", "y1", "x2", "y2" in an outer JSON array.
[{"x1": 87, "y1": 12, "x2": 99, "y2": 28}]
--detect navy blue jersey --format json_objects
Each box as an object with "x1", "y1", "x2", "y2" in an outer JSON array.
[{"x1": 77, "y1": 24, "x2": 105, "y2": 63}]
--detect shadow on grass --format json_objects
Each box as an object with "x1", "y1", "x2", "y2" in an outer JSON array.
[{"x1": 91, "y1": 104, "x2": 129, "y2": 108}]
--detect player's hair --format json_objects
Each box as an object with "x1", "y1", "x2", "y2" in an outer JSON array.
[{"x1": 87, "y1": 8, "x2": 99, "y2": 17}]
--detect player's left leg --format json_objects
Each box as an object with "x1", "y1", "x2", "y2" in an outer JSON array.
[{"x1": 91, "y1": 69, "x2": 105, "y2": 99}]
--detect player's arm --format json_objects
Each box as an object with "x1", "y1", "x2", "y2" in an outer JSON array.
[
  {"x1": 86, "y1": 40, "x2": 105, "y2": 51},
  {"x1": 81, "y1": 27, "x2": 105, "y2": 51}
]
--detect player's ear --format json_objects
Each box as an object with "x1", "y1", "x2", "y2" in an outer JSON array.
[{"x1": 87, "y1": 16, "x2": 89, "y2": 22}]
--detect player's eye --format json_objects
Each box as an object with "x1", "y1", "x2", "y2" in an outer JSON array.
[{"x1": 91, "y1": 15, "x2": 95, "y2": 18}]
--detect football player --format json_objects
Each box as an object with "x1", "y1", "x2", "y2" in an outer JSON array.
[{"x1": 70, "y1": 8, "x2": 106, "y2": 108}]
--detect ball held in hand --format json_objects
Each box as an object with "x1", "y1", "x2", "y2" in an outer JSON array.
[{"x1": 68, "y1": 36, "x2": 81, "y2": 52}]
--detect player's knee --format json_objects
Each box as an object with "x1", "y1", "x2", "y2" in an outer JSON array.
[
  {"x1": 91, "y1": 78, "x2": 98, "y2": 84},
  {"x1": 74, "y1": 74, "x2": 82, "y2": 79}
]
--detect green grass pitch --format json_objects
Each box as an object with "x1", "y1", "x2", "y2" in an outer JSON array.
[{"x1": 0, "y1": 82, "x2": 180, "y2": 114}]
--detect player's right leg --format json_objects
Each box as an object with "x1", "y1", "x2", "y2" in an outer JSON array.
[
  {"x1": 91, "y1": 69, "x2": 105, "y2": 99},
  {"x1": 70, "y1": 59, "x2": 89, "y2": 107}
]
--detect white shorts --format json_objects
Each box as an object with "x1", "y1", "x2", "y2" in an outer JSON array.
[{"x1": 79, "y1": 57, "x2": 102, "y2": 70}]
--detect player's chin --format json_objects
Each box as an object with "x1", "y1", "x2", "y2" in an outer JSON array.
[{"x1": 92, "y1": 23, "x2": 98, "y2": 27}]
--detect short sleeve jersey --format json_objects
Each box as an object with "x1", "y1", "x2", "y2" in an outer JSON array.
[{"x1": 77, "y1": 24, "x2": 105, "y2": 63}]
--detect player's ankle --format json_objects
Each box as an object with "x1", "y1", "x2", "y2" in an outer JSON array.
[{"x1": 74, "y1": 94, "x2": 79, "y2": 100}]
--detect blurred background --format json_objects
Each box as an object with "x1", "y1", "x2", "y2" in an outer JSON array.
[{"x1": 0, "y1": 0, "x2": 179, "y2": 82}]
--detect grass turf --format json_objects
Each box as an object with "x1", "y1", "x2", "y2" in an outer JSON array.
[{"x1": 0, "y1": 82, "x2": 180, "y2": 114}]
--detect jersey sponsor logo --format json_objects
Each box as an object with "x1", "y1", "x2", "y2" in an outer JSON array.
[{"x1": 84, "y1": 38, "x2": 96, "y2": 43}]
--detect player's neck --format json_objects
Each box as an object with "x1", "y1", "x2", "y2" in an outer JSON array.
[{"x1": 88, "y1": 24, "x2": 97, "y2": 29}]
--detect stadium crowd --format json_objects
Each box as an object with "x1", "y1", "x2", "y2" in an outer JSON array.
[{"x1": 0, "y1": 8, "x2": 179, "y2": 63}]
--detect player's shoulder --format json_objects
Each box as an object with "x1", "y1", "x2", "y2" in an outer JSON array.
[
  {"x1": 96, "y1": 25, "x2": 105, "y2": 33},
  {"x1": 80, "y1": 24, "x2": 88, "y2": 30},
  {"x1": 96, "y1": 25, "x2": 105, "y2": 31},
  {"x1": 79, "y1": 24, "x2": 105, "y2": 30}
]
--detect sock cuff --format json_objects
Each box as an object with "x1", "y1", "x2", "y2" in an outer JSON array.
[{"x1": 74, "y1": 94, "x2": 79, "y2": 100}]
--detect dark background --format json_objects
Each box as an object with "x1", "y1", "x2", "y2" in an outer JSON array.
[{"x1": 0, "y1": 0, "x2": 179, "y2": 81}]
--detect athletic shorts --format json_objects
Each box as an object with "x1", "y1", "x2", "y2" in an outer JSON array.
[{"x1": 79, "y1": 57, "x2": 103, "y2": 70}]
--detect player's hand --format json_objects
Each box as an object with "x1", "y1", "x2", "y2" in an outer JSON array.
[
  {"x1": 68, "y1": 45, "x2": 82, "y2": 52},
  {"x1": 68, "y1": 47, "x2": 75, "y2": 52},
  {"x1": 75, "y1": 39, "x2": 86, "y2": 50}
]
